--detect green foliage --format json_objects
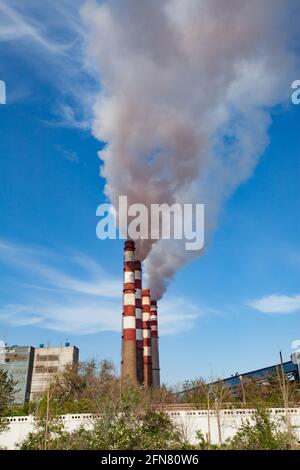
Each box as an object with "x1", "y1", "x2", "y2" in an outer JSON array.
[
  {"x1": 192, "y1": 409, "x2": 297, "y2": 450},
  {"x1": 0, "y1": 369, "x2": 18, "y2": 432},
  {"x1": 19, "y1": 416, "x2": 68, "y2": 450},
  {"x1": 179, "y1": 372, "x2": 300, "y2": 411},
  {"x1": 57, "y1": 409, "x2": 183, "y2": 450},
  {"x1": 239, "y1": 374, "x2": 299, "y2": 409},
  {"x1": 19, "y1": 378, "x2": 185, "y2": 450},
  {"x1": 10, "y1": 358, "x2": 300, "y2": 451},
  {"x1": 226, "y1": 409, "x2": 296, "y2": 450},
  {"x1": 2, "y1": 402, "x2": 31, "y2": 417},
  {"x1": 181, "y1": 378, "x2": 210, "y2": 407},
  {"x1": 0, "y1": 369, "x2": 17, "y2": 413},
  {"x1": 46, "y1": 359, "x2": 119, "y2": 414},
  {"x1": 195, "y1": 431, "x2": 222, "y2": 450},
  {"x1": 74, "y1": 384, "x2": 184, "y2": 450}
]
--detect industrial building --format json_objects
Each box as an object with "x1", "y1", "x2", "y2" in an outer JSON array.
[
  {"x1": 220, "y1": 357, "x2": 300, "y2": 390},
  {"x1": 0, "y1": 346, "x2": 34, "y2": 404},
  {"x1": 121, "y1": 240, "x2": 161, "y2": 388},
  {"x1": 30, "y1": 345, "x2": 79, "y2": 401},
  {"x1": 179, "y1": 353, "x2": 300, "y2": 398},
  {"x1": 0, "y1": 343, "x2": 79, "y2": 403}
]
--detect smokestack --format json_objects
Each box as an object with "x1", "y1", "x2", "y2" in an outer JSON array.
[
  {"x1": 121, "y1": 241, "x2": 137, "y2": 384},
  {"x1": 124, "y1": 239, "x2": 135, "y2": 263},
  {"x1": 134, "y1": 260, "x2": 144, "y2": 384},
  {"x1": 142, "y1": 288, "x2": 152, "y2": 387},
  {"x1": 150, "y1": 300, "x2": 160, "y2": 389}
]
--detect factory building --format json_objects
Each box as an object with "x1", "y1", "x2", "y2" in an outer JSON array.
[
  {"x1": 179, "y1": 354, "x2": 300, "y2": 399},
  {"x1": 0, "y1": 343, "x2": 79, "y2": 403},
  {"x1": 0, "y1": 346, "x2": 34, "y2": 404},
  {"x1": 121, "y1": 240, "x2": 161, "y2": 388},
  {"x1": 220, "y1": 356, "x2": 300, "y2": 391},
  {"x1": 30, "y1": 345, "x2": 79, "y2": 401}
]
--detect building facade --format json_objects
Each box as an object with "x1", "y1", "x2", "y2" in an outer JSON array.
[
  {"x1": 0, "y1": 346, "x2": 34, "y2": 404},
  {"x1": 0, "y1": 344, "x2": 79, "y2": 403},
  {"x1": 29, "y1": 345, "x2": 79, "y2": 401}
]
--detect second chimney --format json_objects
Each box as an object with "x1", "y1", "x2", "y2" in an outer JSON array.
[
  {"x1": 134, "y1": 261, "x2": 144, "y2": 384},
  {"x1": 150, "y1": 300, "x2": 160, "y2": 388},
  {"x1": 142, "y1": 288, "x2": 152, "y2": 387}
]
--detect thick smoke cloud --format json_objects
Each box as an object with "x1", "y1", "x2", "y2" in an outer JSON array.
[{"x1": 82, "y1": 0, "x2": 299, "y2": 299}]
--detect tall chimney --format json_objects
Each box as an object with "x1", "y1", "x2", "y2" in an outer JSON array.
[
  {"x1": 142, "y1": 288, "x2": 152, "y2": 387},
  {"x1": 134, "y1": 261, "x2": 144, "y2": 384},
  {"x1": 121, "y1": 241, "x2": 137, "y2": 383},
  {"x1": 150, "y1": 300, "x2": 160, "y2": 388},
  {"x1": 124, "y1": 239, "x2": 135, "y2": 263}
]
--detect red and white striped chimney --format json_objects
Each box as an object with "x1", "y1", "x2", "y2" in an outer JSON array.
[
  {"x1": 121, "y1": 241, "x2": 137, "y2": 383},
  {"x1": 150, "y1": 300, "x2": 160, "y2": 388},
  {"x1": 124, "y1": 239, "x2": 135, "y2": 263},
  {"x1": 134, "y1": 260, "x2": 144, "y2": 384},
  {"x1": 142, "y1": 288, "x2": 152, "y2": 387}
]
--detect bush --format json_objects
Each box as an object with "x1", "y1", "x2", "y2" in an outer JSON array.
[
  {"x1": 226, "y1": 409, "x2": 296, "y2": 450},
  {"x1": 19, "y1": 365, "x2": 186, "y2": 450}
]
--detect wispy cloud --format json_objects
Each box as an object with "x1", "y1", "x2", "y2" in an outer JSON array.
[
  {"x1": 0, "y1": 300, "x2": 121, "y2": 335},
  {"x1": 0, "y1": 0, "x2": 97, "y2": 128},
  {"x1": 0, "y1": 296, "x2": 201, "y2": 336},
  {"x1": 0, "y1": 240, "x2": 120, "y2": 298},
  {"x1": 249, "y1": 294, "x2": 300, "y2": 314},
  {"x1": 55, "y1": 144, "x2": 80, "y2": 164},
  {"x1": 50, "y1": 104, "x2": 91, "y2": 131},
  {"x1": 0, "y1": 240, "x2": 201, "y2": 335},
  {"x1": 158, "y1": 298, "x2": 201, "y2": 336},
  {"x1": 0, "y1": 2, "x2": 67, "y2": 52}
]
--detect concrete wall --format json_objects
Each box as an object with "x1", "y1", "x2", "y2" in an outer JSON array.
[
  {"x1": 1, "y1": 408, "x2": 300, "y2": 449},
  {"x1": 0, "y1": 414, "x2": 94, "y2": 450},
  {"x1": 168, "y1": 408, "x2": 300, "y2": 445}
]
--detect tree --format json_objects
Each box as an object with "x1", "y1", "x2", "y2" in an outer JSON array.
[
  {"x1": 20, "y1": 379, "x2": 186, "y2": 450},
  {"x1": 209, "y1": 379, "x2": 232, "y2": 446},
  {"x1": 19, "y1": 415, "x2": 68, "y2": 450},
  {"x1": 60, "y1": 409, "x2": 184, "y2": 450},
  {"x1": 0, "y1": 369, "x2": 18, "y2": 432},
  {"x1": 181, "y1": 378, "x2": 209, "y2": 407},
  {"x1": 47, "y1": 359, "x2": 119, "y2": 414}
]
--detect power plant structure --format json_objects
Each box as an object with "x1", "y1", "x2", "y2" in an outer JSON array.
[{"x1": 121, "y1": 240, "x2": 160, "y2": 388}]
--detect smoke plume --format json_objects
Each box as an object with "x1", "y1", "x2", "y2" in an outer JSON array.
[{"x1": 82, "y1": 0, "x2": 299, "y2": 299}]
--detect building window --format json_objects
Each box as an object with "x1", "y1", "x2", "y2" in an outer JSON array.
[
  {"x1": 34, "y1": 366, "x2": 58, "y2": 374},
  {"x1": 36, "y1": 354, "x2": 59, "y2": 362}
]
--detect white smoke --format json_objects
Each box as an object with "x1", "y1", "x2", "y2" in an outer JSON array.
[{"x1": 81, "y1": 0, "x2": 299, "y2": 299}]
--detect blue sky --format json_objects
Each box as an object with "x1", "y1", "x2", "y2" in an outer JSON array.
[{"x1": 0, "y1": 0, "x2": 300, "y2": 385}]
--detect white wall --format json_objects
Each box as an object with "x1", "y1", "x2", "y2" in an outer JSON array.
[
  {"x1": 1, "y1": 408, "x2": 300, "y2": 449},
  {"x1": 0, "y1": 414, "x2": 94, "y2": 450},
  {"x1": 169, "y1": 408, "x2": 300, "y2": 445}
]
